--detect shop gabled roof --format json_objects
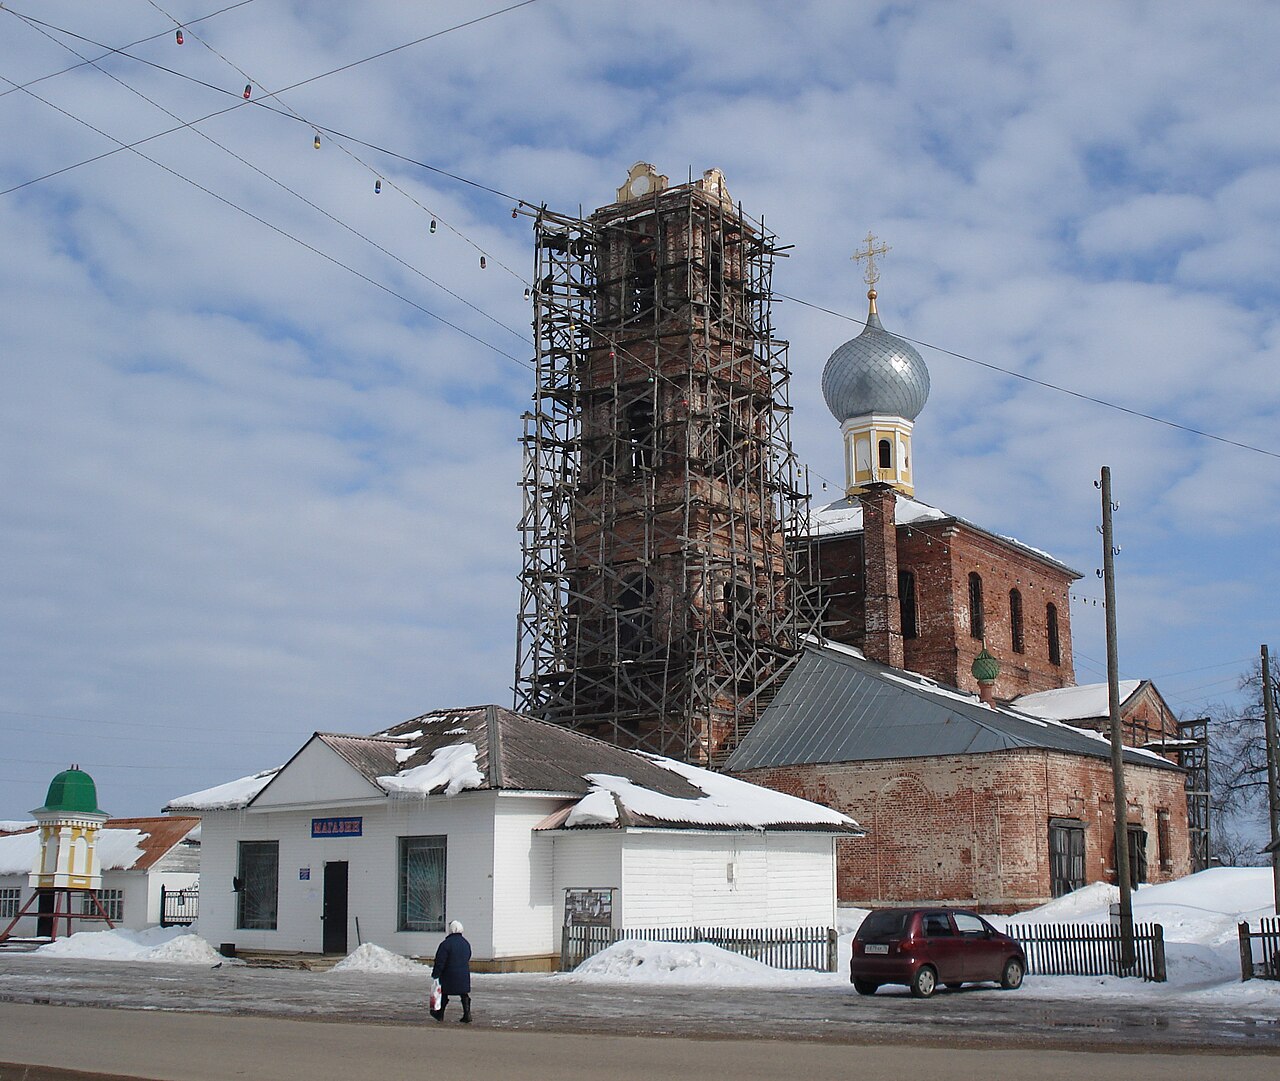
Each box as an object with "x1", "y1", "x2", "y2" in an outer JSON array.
[{"x1": 723, "y1": 642, "x2": 1178, "y2": 773}]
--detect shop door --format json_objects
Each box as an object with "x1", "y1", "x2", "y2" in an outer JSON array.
[{"x1": 322, "y1": 861, "x2": 348, "y2": 954}]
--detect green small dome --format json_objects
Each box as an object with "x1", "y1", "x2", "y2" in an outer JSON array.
[
  {"x1": 971, "y1": 648, "x2": 1000, "y2": 684},
  {"x1": 34, "y1": 766, "x2": 106, "y2": 816}
]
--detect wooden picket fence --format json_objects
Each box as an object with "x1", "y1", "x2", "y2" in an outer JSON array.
[
  {"x1": 1238, "y1": 918, "x2": 1280, "y2": 981},
  {"x1": 560, "y1": 924, "x2": 838, "y2": 973},
  {"x1": 1006, "y1": 922, "x2": 1166, "y2": 981}
]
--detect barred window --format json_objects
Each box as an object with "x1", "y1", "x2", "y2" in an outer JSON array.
[
  {"x1": 1009, "y1": 589, "x2": 1025, "y2": 654},
  {"x1": 81, "y1": 888, "x2": 124, "y2": 922},
  {"x1": 0, "y1": 887, "x2": 20, "y2": 918},
  {"x1": 968, "y1": 572, "x2": 984, "y2": 640},
  {"x1": 237, "y1": 840, "x2": 279, "y2": 930},
  {"x1": 399, "y1": 836, "x2": 447, "y2": 932},
  {"x1": 1047, "y1": 602, "x2": 1061, "y2": 665}
]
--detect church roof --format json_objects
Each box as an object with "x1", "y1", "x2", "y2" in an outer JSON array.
[
  {"x1": 166, "y1": 705, "x2": 862, "y2": 834},
  {"x1": 821, "y1": 300, "x2": 930, "y2": 423},
  {"x1": 1012, "y1": 681, "x2": 1147, "y2": 722},
  {"x1": 807, "y1": 493, "x2": 1082, "y2": 578},
  {"x1": 723, "y1": 642, "x2": 1178, "y2": 773}
]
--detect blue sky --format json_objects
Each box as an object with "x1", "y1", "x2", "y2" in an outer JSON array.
[{"x1": 2, "y1": 1, "x2": 1278, "y2": 821}]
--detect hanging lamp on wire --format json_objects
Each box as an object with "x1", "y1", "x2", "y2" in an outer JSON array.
[
  {"x1": 242, "y1": 84, "x2": 252, "y2": 99},
  {"x1": 175, "y1": 29, "x2": 184, "y2": 45},
  {"x1": 523, "y1": 287, "x2": 531, "y2": 300},
  {"x1": 313, "y1": 134, "x2": 321, "y2": 150},
  {"x1": 479, "y1": 255, "x2": 487, "y2": 269},
  {"x1": 430, "y1": 219, "x2": 437, "y2": 233},
  {"x1": 374, "y1": 179, "x2": 382, "y2": 194}
]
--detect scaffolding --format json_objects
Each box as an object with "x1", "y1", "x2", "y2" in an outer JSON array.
[
  {"x1": 514, "y1": 168, "x2": 818, "y2": 766},
  {"x1": 1176, "y1": 716, "x2": 1211, "y2": 871}
]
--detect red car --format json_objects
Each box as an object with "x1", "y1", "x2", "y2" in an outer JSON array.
[{"x1": 850, "y1": 908, "x2": 1026, "y2": 998}]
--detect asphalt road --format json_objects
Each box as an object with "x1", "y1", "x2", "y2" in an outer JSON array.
[
  {"x1": 1, "y1": 952, "x2": 1278, "y2": 1057},
  {"x1": 1, "y1": 1001, "x2": 1278, "y2": 1081}
]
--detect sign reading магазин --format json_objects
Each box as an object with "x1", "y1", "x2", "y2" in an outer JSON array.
[{"x1": 311, "y1": 817, "x2": 363, "y2": 838}]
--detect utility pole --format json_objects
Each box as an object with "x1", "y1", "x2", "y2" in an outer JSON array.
[
  {"x1": 1262, "y1": 644, "x2": 1279, "y2": 915},
  {"x1": 1100, "y1": 466, "x2": 1135, "y2": 970}
]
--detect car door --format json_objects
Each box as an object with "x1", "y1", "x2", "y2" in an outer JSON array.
[
  {"x1": 920, "y1": 911, "x2": 964, "y2": 983},
  {"x1": 952, "y1": 911, "x2": 998, "y2": 982}
]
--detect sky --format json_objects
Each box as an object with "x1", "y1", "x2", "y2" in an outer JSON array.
[{"x1": 2, "y1": 0, "x2": 1278, "y2": 821}]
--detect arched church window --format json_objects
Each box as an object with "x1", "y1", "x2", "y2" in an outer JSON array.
[
  {"x1": 617, "y1": 574, "x2": 654, "y2": 656},
  {"x1": 878, "y1": 438, "x2": 893, "y2": 470},
  {"x1": 899, "y1": 570, "x2": 918, "y2": 640},
  {"x1": 629, "y1": 232, "x2": 656, "y2": 317},
  {"x1": 625, "y1": 399, "x2": 654, "y2": 472},
  {"x1": 1047, "y1": 602, "x2": 1061, "y2": 666},
  {"x1": 1010, "y1": 589, "x2": 1025, "y2": 654},
  {"x1": 968, "y1": 572, "x2": 984, "y2": 640}
]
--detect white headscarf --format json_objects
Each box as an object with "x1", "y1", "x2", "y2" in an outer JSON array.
[{"x1": 448, "y1": 920, "x2": 464, "y2": 934}]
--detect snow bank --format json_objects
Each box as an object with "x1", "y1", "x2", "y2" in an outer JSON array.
[
  {"x1": 35, "y1": 926, "x2": 230, "y2": 965},
  {"x1": 330, "y1": 943, "x2": 425, "y2": 975},
  {"x1": 561, "y1": 939, "x2": 833, "y2": 987}
]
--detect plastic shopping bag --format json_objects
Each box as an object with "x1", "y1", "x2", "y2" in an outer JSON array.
[{"x1": 429, "y1": 979, "x2": 443, "y2": 1013}]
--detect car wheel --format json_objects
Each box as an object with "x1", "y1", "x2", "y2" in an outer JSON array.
[
  {"x1": 1000, "y1": 957, "x2": 1024, "y2": 990},
  {"x1": 910, "y1": 965, "x2": 938, "y2": 999},
  {"x1": 853, "y1": 979, "x2": 879, "y2": 996}
]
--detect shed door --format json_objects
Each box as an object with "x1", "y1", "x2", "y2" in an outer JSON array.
[{"x1": 322, "y1": 861, "x2": 348, "y2": 954}]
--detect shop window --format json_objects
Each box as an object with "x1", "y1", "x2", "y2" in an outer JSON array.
[
  {"x1": 1049, "y1": 819, "x2": 1085, "y2": 898},
  {"x1": 899, "y1": 570, "x2": 918, "y2": 639},
  {"x1": 968, "y1": 572, "x2": 984, "y2": 640},
  {"x1": 398, "y1": 835, "x2": 447, "y2": 932},
  {"x1": 236, "y1": 840, "x2": 279, "y2": 930},
  {"x1": 81, "y1": 888, "x2": 124, "y2": 922},
  {"x1": 1009, "y1": 589, "x2": 1024, "y2": 654},
  {"x1": 1047, "y1": 602, "x2": 1061, "y2": 665}
]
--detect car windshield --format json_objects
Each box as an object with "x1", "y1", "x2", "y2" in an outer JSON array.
[{"x1": 857, "y1": 910, "x2": 912, "y2": 941}]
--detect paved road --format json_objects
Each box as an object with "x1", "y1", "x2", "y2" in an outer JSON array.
[
  {"x1": 1, "y1": 953, "x2": 1278, "y2": 1055},
  {"x1": 0, "y1": 1002, "x2": 1277, "y2": 1081}
]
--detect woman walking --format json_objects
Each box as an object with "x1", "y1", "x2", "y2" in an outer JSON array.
[{"x1": 430, "y1": 920, "x2": 472, "y2": 1023}]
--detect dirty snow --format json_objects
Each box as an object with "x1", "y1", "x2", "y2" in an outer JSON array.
[
  {"x1": 379, "y1": 743, "x2": 484, "y2": 797},
  {"x1": 330, "y1": 943, "x2": 425, "y2": 975}
]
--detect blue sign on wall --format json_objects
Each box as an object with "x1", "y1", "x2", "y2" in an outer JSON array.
[{"x1": 311, "y1": 816, "x2": 363, "y2": 838}]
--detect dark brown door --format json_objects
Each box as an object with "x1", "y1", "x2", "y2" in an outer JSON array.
[{"x1": 322, "y1": 862, "x2": 348, "y2": 954}]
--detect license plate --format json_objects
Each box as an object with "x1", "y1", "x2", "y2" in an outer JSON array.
[{"x1": 863, "y1": 944, "x2": 889, "y2": 955}]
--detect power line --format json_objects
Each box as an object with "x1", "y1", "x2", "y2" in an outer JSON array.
[
  {"x1": 0, "y1": 72, "x2": 531, "y2": 369},
  {"x1": 0, "y1": 0, "x2": 258, "y2": 99},
  {"x1": 780, "y1": 292, "x2": 1280, "y2": 462}
]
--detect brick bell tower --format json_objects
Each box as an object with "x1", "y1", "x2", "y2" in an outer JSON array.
[{"x1": 515, "y1": 164, "x2": 817, "y2": 765}]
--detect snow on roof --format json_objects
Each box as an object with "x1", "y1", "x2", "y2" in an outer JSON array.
[
  {"x1": 0, "y1": 827, "x2": 148, "y2": 876},
  {"x1": 563, "y1": 755, "x2": 861, "y2": 832},
  {"x1": 165, "y1": 767, "x2": 281, "y2": 812},
  {"x1": 809, "y1": 494, "x2": 1075, "y2": 574},
  {"x1": 1014, "y1": 681, "x2": 1143, "y2": 721},
  {"x1": 809, "y1": 494, "x2": 947, "y2": 538},
  {"x1": 378, "y1": 743, "x2": 484, "y2": 798},
  {"x1": 0, "y1": 820, "x2": 36, "y2": 833}
]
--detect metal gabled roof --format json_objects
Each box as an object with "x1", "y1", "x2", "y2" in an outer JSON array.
[{"x1": 723, "y1": 644, "x2": 1180, "y2": 773}]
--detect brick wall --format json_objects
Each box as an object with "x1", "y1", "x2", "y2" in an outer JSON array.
[
  {"x1": 735, "y1": 750, "x2": 1190, "y2": 912},
  {"x1": 814, "y1": 517, "x2": 1077, "y2": 699}
]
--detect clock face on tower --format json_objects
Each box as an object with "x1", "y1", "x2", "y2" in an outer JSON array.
[{"x1": 629, "y1": 173, "x2": 651, "y2": 197}]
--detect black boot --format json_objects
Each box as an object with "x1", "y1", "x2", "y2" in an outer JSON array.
[{"x1": 460, "y1": 993, "x2": 472, "y2": 1024}]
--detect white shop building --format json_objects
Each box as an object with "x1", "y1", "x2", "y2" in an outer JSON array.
[{"x1": 165, "y1": 704, "x2": 861, "y2": 969}]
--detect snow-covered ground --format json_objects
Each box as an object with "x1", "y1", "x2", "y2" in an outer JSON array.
[{"x1": 19, "y1": 869, "x2": 1280, "y2": 1009}]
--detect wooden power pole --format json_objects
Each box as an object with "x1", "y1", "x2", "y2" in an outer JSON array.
[
  {"x1": 1262, "y1": 644, "x2": 1279, "y2": 915},
  {"x1": 1100, "y1": 466, "x2": 1135, "y2": 970}
]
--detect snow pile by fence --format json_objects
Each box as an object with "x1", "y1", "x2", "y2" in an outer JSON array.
[{"x1": 36, "y1": 926, "x2": 228, "y2": 965}]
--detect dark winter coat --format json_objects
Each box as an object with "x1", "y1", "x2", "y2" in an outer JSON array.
[{"x1": 432, "y1": 932, "x2": 472, "y2": 994}]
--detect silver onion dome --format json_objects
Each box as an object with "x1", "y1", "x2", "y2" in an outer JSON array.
[{"x1": 821, "y1": 293, "x2": 930, "y2": 423}]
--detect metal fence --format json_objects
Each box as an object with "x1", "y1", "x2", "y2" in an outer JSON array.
[
  {"x1": 560, "y1": 924, "x2": 838, "y2": 972},
  {"x1": 159, "y1": 886, "x2": 199, "y2": 927},
  {"x1": 1006, "y1": 922, "x2": 1166, "y2": 981},
  {"x1": 1238, "y1": 918, "x2": 1280, "y2": 981}
]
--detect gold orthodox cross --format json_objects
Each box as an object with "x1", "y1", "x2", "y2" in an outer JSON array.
[{"x1": 852, "y1": 231, "x2": 891, "y2": 287}]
